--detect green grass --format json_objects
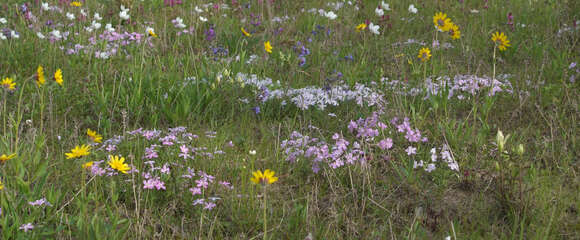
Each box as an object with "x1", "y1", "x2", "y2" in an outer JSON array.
[{"x1": 0, "y1": 0, "x2": 578, "y2": 239}]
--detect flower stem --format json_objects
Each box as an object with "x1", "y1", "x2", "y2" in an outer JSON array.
[{"x1": 263, "y1": 186, "x2": 267, "y2": 240}]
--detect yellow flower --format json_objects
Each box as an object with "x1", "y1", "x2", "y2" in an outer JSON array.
[
  {"x1": 449, "y1": 24, "x2": 461, "y2": 40},
  {"x1": 417, "y1": 48, "x2": 432, "y2": 62},
  {"x1": 65, "y1": 145, "x2": 91, "y2": 159},
  {"x1": 251, "y1": 169, "x2": 278, "y2": 185},
  {"x1": 86, "y1": 128, "x2": 103, "y2": 143},
  {"x1": 0, "y1": 153, "x2": 16, "y2": 163},
  {"x1": 54, "y1": 69, "x2": 63, "y2": 86},
  {"x1": 36, "y1": 65, "x2": 46, "y2": 87},
  {"x1": 70, "y1": 1, "x2": 82, "y2": 7},
  {"x1": 108, "y1": 155, "x2": 130, "y2": 174},
  {"x1": 433, "y1": 12, "x2": 453, "y2": 32},
  {"x1": 356, "y1": 23, "x2": 367, "y2": 32},
  {"x1": 0, "y1": 179, "x2": 3, "y2": 190},
  {"x1": 147, "y1": 27, "x2": 158, "y2": 38},
  {"x1": 82, "y1": 161, "x2": 94, "y2": 169},
  {"x1": 491, "y1": 32, "x2": 511, "y2": 51},
  {"x1": 1, "y1": 77, "x2": 16, "y2": 91},
  {"x1": 241, "y1": 27, "x2": 251, "y2": 37},
  {"x1": 264, "y1": 41, "x2": 273, "y2": 54}
]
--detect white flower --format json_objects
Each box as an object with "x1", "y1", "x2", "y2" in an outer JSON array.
[
  {"x1": 66, "y1": 12, "x2": 75, "y2": 20},
  {"x1": 173, "y1": 17, "x2": 186, "y2": 28},
  {"x1": 368, "y1": 22, "x2": 380, "y2": 35},
  {"x1": 381, "y1": 1, "x2": 391, "y2": 11},
  {"x1": 37, "y1": 32, "x2": 46, "y2": 39},
  {"x1": 94, "y1": 13, "x2": 102, "y2": 21},
  {"x1": 199, "y1": 16, "x2": 208, "y2": 22},
  {"x1": 105, "y1": 23, "x2": 115, "y2": 32},
  {"x1": 375, "y1": 8, "x2": 384, "y2": 17},
  {"x1": 0, "y1": 18, "x2": 6, "y2": 24},
  {"x1": 11, "y1": 31, "x2": 19, "y2": 39},
  {"x1": 195, "y1": 6, "x2": 204, "y2": 13},
  {"x1": 325, "y1": 11, "x2": 337, "y2": 20},
  {"x1": 41, "y1": 2, "x2": 50, "y2": 11},
  {"x1": 51, "y1": 29, "x2": 62, "y2": 39},
  {"x1": 0, "y1": 32, "x2": 6, "y2": 40},
  {"x1": 91, "y1": 21, "x2": 101, "y2": 30},
  {"x1": 249, "y1": 150, "x2": 257, "y2": 155},
  {"x1": 408, "y1": 4, "x2": 417, "y2": 14},
  {"x1": 80, "y1": 9, "x2": 87, "y2": 17},
  {"x1": 119, "y1": 5, "x2": 130, "y2": 20},
  {"x1": 470, "y1": 9, "x2": 479, "y2": 14}
]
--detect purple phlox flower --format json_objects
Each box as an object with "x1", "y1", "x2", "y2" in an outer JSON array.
[
  {"x1": 227, "y1": 141, "x2": 234, "y2": 147},
  {"x1": 28, "y1": 198, "x2": 52, "y2": 207},
  {"x1": 106, "y1": 144, "x2": 117, "y2": 152},
  {"x1": 219, "y1": 181, "x2": 233, "y2": 189},
  {"x1": 19, "y1": 223, "x2": 34, "y2": 232},
  {"x1": 160, "y1": 134, "x2": 177, "y2": 145},
  {"x1": 142, "y1": 130, "x2": 161, "y2": 140},
  {"x1": 196, "y1": 179, "x2": 209, "y2": 189},
  {"x1": 193, "y1": 199, "x2": 205, "y2": 206},
  {"x1": 190, "y1": 187, "x2": 202, "y2": 195},
  {"x1": 377, "y1": 138, "x2": 393, "y2": 150},
  {"x1": 179, "y1": 145, "x2": 190, "y2": 159},
  {"x1": 144, "y1": 145, "x2": 159, "y2": 159},
  {"x1": 252, "y1": 106, "x2": 261, "y2": 114},
  {"x1": 204, "y1": 202, "x2": 217, "y2": 210},
  {"x1": 143, "y1": 177, "x2": 166, "y2": 190},
  {"x1": 160, "y1": 164, "x2": 170, "y2": 174}
]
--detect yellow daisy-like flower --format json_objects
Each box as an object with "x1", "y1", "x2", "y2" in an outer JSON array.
[
  {"x1": 70, "y1": 1, "x2": 82, "y2": 7},
  {"x1": 251, "y1": 169, "x2": 278, "y2": 185},
  {"x1": 36, "y1": 65, "x2": 46, "y2": 87},
  {"x1": 356, "y1": 23, "x2": 367, "y2": 32},
  {"x1": 264, "y1": 41, "x2": 273, "y2": 54},
  {"x1": 108, "y1": 155, "x2": 130, "y2": 174},
  {"x1": 491, "y1": 32, "x2": 511, "y2": 51},
  {"x1": 1, "y1": 77, "x2": 16, "y2": 91},
  {"x1": 86, "y1": 128, "x2": 103, "y2": 143},
  {"x1": 147, "y1": 27, "x2": 158, "y2": 38},
  {"x1": 241, "y1": 27, "x2": 251, "y2": 37},
  {"x1": 0, "y1": 153, "x2": 16, "y2": 163},
  {"x1": 54, "y1": 69, "x2": 63, "y2": 86},
  {"x1": 417, "y1": 48, "x2": 432, "y2": 62},
  {"x1": 82, "y1": 161, "x2": 94, "y2": 169},
  {"x1": 65, "y1": 145, "x2": 91, "y2": 159},
  {"x1": 433, "y1": 12, "x2": 453, "y2": 32},
  {"x1": 449, "y1": 24, "x2": 461, "y2": 40}
]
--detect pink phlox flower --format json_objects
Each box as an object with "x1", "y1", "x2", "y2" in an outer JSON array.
[
  {"x1": 377, "y1": 138, "x2": 393, "y2": 150},
  {"x1": 189, "y1": 187, "x2": 202, "y2": 195}
]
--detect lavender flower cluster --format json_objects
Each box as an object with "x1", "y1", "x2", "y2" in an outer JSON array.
[
  {"x1": 281, "y1": 112, "x2": 459, "y2": 173},
  {"x1": 236, "y1": 73, "x2": 385, "y2": 110},
  {"x1": 381, "y1": 74, "x2": 513, "y2": 100}
]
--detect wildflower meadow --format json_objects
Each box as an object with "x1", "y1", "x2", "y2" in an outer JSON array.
[{"x1": 0, "y1": 0, "x2": 579, "y2": 239}]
